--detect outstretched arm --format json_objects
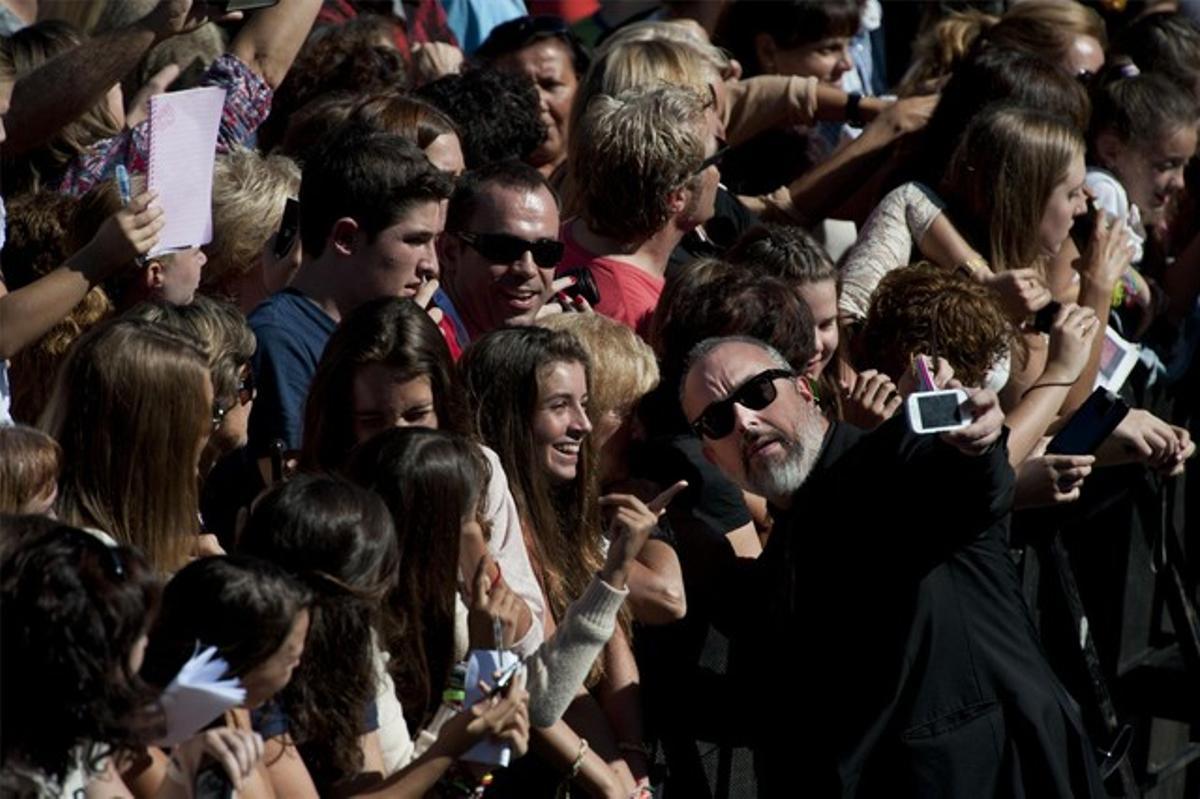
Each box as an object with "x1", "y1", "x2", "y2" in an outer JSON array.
[
  {"x1": 229, "y1": 0, "x2": 323, "y2": 90},
  {"x1": 0, "y1": 191, "x2": 162, "y2": 360},
  {"x1": 4, "y1": 0, "x2": 228, "y2": 155}
]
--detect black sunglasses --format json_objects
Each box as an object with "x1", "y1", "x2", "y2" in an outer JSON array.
[
  {"x1": 690, "y1": 368, "x2": 795, "y2": 440},
  {"x1": 457, "y1": 231, "x2": 565, "y2": 270},
  {"x1": 694, "y1": 138, "x2": 728, "y2": 176}
]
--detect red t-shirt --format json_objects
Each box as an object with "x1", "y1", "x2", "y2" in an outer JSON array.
[{"x1": 557, "y1": 222, "x2": 665, "y2": 339}]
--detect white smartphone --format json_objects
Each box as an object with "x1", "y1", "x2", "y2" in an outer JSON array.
[{"x1": 906, "y1": 389, "x2": 970, "y2": 434}]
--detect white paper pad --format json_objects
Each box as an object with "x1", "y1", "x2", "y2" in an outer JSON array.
[{"x1": 147, "y1": 86, "x2": 226, "y2": 256}]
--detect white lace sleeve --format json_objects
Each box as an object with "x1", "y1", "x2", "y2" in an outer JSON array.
[{"x1": 838, "y1": 182, "x2": 946, "y2": 320}]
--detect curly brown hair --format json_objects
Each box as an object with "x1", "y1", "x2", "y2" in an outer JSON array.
[{"x1": 860, "y1": 262, "x2": 1020, "y2": 388}]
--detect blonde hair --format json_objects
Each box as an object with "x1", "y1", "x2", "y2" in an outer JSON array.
[
  {"x1": 0, "y1": 426, "x2": 62, "y2": 514},
  {"x1": 125, "y1": 296, "x2": 256, "y2": 413},
  {"x1": 570, "y1": 36, "x2": 717, "y2": 145},
  {"x1": 570, "y1": 83, "x2": 708, "y2": 242},
  {"x1": 942, "y1": 103, "x2": 1084, "y2": 275},
  {"x1": 598, "y1": 19, "x2": 731, "y2": 75},
  {"x1": 202, "y1": 148, "x2": 301, "y2": 302},
  {"x1": 540, "y1": 314, "x2": 659, "y2": 420},
  {"x1": 896, "y1": 10, "x2": 998, "y2": 97},
  {"x1": 40, "y1": 319, "x2": 212, "y2": 572}
]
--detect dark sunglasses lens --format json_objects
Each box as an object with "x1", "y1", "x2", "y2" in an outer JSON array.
[
  {"x1": 741, "y1": 374, "x2": 778, "y2": 411},
  {"x1": 700, "y1": 403, "x2": 734, "y2": 439},
  {"x1": 697, "y1": 372, "x2": 782, "y2": 439},
  {"x1": 476, "y1": 234, "x2": 528, "y2": 262},
  {"x1": 530, "y1": 240, "x2": 565, "y2": 269}
]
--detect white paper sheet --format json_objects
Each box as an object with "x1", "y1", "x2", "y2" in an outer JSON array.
[{"x1": 147, "y1": 86, "x2": 226, "y2": 256}]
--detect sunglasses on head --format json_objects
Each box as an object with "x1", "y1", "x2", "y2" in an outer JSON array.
[
  {"x1": 211, "y1": 363, "x2": 256, "y2": 431},
  {"x1": 690, "y1": 368, "x2": 795, "y2": 440},
  {"x1": 456, "y1": 231, "x2": 565, "y2": 270},
  {"x1": 478, "y1": 15, "x2": 572, "y2": 56}
]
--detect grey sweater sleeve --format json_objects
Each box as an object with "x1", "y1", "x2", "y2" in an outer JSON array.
[{"x1": 525, "y1": 576, "x2": 628, "y2": 728}]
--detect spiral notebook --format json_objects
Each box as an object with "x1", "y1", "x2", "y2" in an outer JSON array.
[{"x1": 146, "y1": 86, "x2": 226, "y2": 257}]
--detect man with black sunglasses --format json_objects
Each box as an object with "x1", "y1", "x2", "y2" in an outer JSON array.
[
  {"x1": 434, "y1": 160, "x2": 569, "y2": 359},
  {"x1": 679, "y1": 336, "x2": 1105, "y2": 798}
]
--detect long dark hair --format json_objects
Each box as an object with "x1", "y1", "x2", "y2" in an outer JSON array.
[
  {"x1": 236, "y1": 475, "x2": 398, "y2": 787},
  {"x1": 140, "y1": 556, "x2": 313, "y2": 696},
  {"x1": 460, "y1": 327, "x2": 608, "y2": 678},
  {"x1": 347, "y1": 427, "x2": 488, "y2": 732},
  {"x1": 0, "y1": 522, "x2": 162, "y2": 784},
  {"x1": 301, "y1": 297, "x2": 464, "y2": 472}
]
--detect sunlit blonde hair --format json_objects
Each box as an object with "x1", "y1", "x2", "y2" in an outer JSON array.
[
  {"x1": 202, "y1": 147, "x2": 301, "y2": 303},
  {"x1": 540, "y1": 314, "x2": 659, "y2": 420},
  {"x1": 570, "y1": 36, "x2": 717, "y2": 147},
  {"x1": 942, "y1": 103, "x2": 1084, "y2": 275},
  {"x1": 598, "y1": 19, "x2": 731, "y2": 75},
  {"x1": 569, "y1": 83, "x2": 708, "y2": 242},
  {"x1": 40, "y1": 319, "x2": 211, "y2": 572}
]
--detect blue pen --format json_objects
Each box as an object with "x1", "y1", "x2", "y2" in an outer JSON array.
[{"x1": 115, "y1": 165, "x2": 132, "y2": 205}]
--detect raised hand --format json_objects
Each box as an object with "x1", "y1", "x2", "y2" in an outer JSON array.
[
  {"x1": 839, "y1": 368, "x2": 902, "y2": 429},
  {"x1": 981, "y1": 268, "x2": 1053, "y2": 320},
  {"x1": 1043, "y1": 302, "x2": 1100, "y2": 384},
  {"x1": 467, "y1": 554, "x2": 523, "y2": 650},
  {"x1": 1076, "y1": 211, "x2": 1136, "y2": 291},
  {"x1": 598, "y1": 481, "x2": 686, "y2": 589},
  {"x1": 940, "y1": 387, "x2": 1005, "y2": 456},
  {"x1": 81, "y1": 190, "x2": 163, "y2": 279},
  {"x1": 125, "y1": 63, "x2": 181, "y2": 129}
]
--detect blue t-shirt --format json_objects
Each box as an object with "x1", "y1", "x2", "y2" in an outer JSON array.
[{"x1": 247, "y1": 289, "x2": 337, "y2": 457}]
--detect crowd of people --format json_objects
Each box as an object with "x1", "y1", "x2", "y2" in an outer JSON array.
[{"x1": 0, "y1": 0, "x2": 1198, "y2": 796}]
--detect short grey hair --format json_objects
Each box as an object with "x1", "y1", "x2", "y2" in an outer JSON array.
[{"x1": 678, "y1": 335, "x2": 791, "y2": 405}]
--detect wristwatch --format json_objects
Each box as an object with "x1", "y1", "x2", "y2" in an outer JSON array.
[{"x1": 845, "y1": 92, "x2": 864, "y2": 128}]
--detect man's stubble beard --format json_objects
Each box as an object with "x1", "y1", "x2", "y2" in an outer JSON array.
[{"x1": 745, "y1": 415, "x2": 825, "y2": 502}]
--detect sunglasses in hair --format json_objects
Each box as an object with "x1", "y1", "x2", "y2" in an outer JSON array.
[
  {"x1": 690, "y1": 368, "x2": 795, "y2": 440},
  {"x1": 212, "y1": 364, "x2": 256, "y2": 430},
  {"x1": 456, "y1": 231, "x2": 565, "y2": 270}
]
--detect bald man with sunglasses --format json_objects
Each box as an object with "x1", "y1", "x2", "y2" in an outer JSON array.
[{"x1": 679, "y1": 335, "x2": 1105, "y2": 798}]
